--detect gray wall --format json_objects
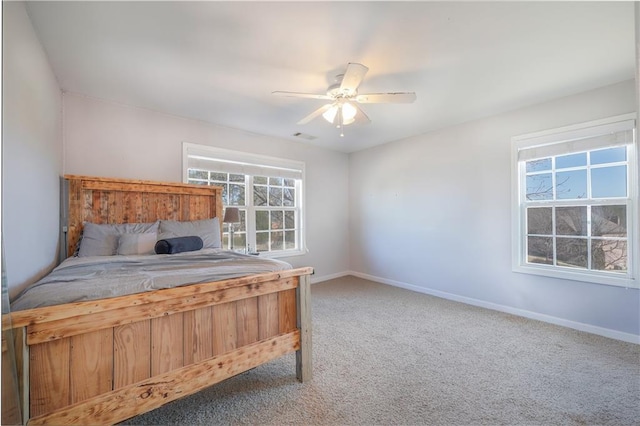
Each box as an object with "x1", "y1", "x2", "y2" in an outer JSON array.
[
  {"x1": 349, "y1": 80, "x2": 638, "y2": 339},
  {"x1": 2, "y1": 2, "x2": 62, "y2": 299},
  {"x1": 62, "y1": 93, "x2": 350, "y2": 281}
]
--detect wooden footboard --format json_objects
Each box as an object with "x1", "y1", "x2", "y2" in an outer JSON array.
[{"x1": 3, "y1": 268, "x2": 313, "y2": 425}]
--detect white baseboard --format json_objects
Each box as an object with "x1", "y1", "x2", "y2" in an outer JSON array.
[
  {"x1": 310, "y1": 271, "x2": 351, "y2": 285},
  {"x1": 345, "y1": 271, "x2": 640, "y2": 345}
]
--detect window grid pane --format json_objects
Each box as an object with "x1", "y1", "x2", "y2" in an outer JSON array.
[
  {"x1": 187, "y1": 169, "x2": 247, "y2": 207},
  {"x1": 522, "y1": 144, "x2": 630, "y2": 275},
  {"x1": 524, "y1": 148, "x2": 629, "y2": 203},
  {"x1": 525, "y1": 204, "x2": 628, "y2": 274},
  {"x1": 515, "y1": 118, "x2": 636, "y2": 286},
  {"x1": 254, "y1": 208, "x2": 298, "y2": 253},
  {"x1": 556, "y1": 237, "x2": 588, "y2": 269},
  {"x1": 187, "y1": 168, "x2": 301, "y2": 254},
  {"x1": 250, "y1": 176, "x2": 299, "y2": 253},
  {"x1": 592, "y1": 239, "x2": 627, "y2": 271}
]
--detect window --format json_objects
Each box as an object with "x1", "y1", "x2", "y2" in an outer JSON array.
[
  {"x1": 512, "y1": 115, "x2": 638, "y2": 287},
  {"x1": 183, "y1": 143, "x2": 305, "y2": 258}
]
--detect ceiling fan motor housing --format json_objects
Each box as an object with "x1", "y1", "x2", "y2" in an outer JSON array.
[{"x1": 327, "y1": 77, "x2": 356, "y2": 98}]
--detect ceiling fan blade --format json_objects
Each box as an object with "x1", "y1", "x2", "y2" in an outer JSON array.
[
  {"x1": 355, "y1": 92, "x2": 417, "y2": 104},
  {"x1": 352, "y1": 102, "x2": 371, "y2": 124},
  {"x1": 297, "y1": 103, "x2": 334, "y2": 125},
  {"x1": 339, "y1": 63, "x2": 369, "y2": 94},
  {"x1": 272, "y1": 91, "x2": 332, "y2": 100}
]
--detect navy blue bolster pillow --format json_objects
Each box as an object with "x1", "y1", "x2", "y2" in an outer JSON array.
[{"x1": 155, "y1": 236, "x2": 203, "y2": 254}]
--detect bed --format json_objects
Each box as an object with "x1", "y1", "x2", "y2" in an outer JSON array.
[{"x1": 1, "y1": 175, "x2": 313, "y2": 425}]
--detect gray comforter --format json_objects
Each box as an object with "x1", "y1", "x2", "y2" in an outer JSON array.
[{"x1": 11, "y1": 249, "x2": 293, "y2": 311}]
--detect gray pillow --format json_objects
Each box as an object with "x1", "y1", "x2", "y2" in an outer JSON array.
[
  {"x1": 78, "y1": 221, "x2": 159, "y2": 257},
  {"x1": 158, "y1": 218, "x2": 221, "y2": 249},
  {"x1": 117, "y1": 233, "x2": 158, "y2": 255}
]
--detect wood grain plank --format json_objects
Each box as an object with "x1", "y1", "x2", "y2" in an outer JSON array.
[
  {"x1": 133, "y1": 191, "x2": 144, "y2": 223},
  {"x1": 114, "y1": 321, "x2": 151, "y2": 389},
  {"x1": 278, "y1": 288, "x2": 297, "y2": 334},
  {"x1": 2, "y1": 329, "x2": 22, "y2": 425},
  {"x1": 122, "y1": 192, "x2": 133, "y2": 223},
  {"x1": 26, "y1": 277, "x2": 300, "y2": 344},
  {"x1": 67, "y1": 179, "x2": 83, "y2": 257},
  {"x1": 202, "y1": 195, "x2": 212, "y2": 219},
  {"x1": 183, "y1": 307, "x2": 213, "y2": 364},
  {"x1": 70, "y1": 329, "x2": 113, "y2": 404},
  {"x1": 148, "y1": 194, "x2": 164, "y2": 222},
  {"x1": 83, "y1": 190, "x2": 94, "y2": 224},
  {"x1": 72, "y1": 176, "x2": 222, "y2": 195},
  {"x1": 143, "y1": 193, "x2": 158, "y2": 223},
  {"x1": 91, "y1": 191, "x2": 102, "y2": 224},
  {"x1": 98, "y1": 191, "x2": 110, "y2": 223},
  {"x1": 28, "y1": 332, "x2": 300, "y2": 426},
  {"x1": 214, "y1": 190, "x2": 224, "y2": 229},
  {"x1": 155, "y1": 194, "x2": 168, "y2": 220},
  {"x1": 122, "y1": 192, "x2": 144, "y2": 223},
  {"x1": 140, "y1": 193, "x2": 150, "y2": 223},
  {"x1": 189, "y1": 195, "x2": 200, "y2": 221},
  {"x1": 180, "y1": 194, "x2": 190, "y2": 221},
  {"x1": 258, "y1": 293, "x2": 279, "y2": 340},
  {"x1": 30, "y1": 338, "x2": 70, "y2": 417},
  {"x1": 106, "y1": 191, "x2": 117, "y2": 223},
  {"x1": 113, "y1": 191, "x2": 124, "y2": 224},
  {"x1": 183, "y1": 311, "x2": 195, "y2": 366},
  {"x1": 213, "y1": 303, "x2": 237, "y2": 355},
  {"x1": 151, "y1": 314, "x2": 184, "y2": 375},
  {"x1": 8, "y1": 271, "x2": 313, "y2": 332},
  {"x1": 237, "y1": 297, "x2": 259, "y2": 346},
  {"x1": 15, "y1": 327, "x2": 29, "y2": 421},
  {"x1": 168, "y1": 194, "x2": 180, "y2": 220}
]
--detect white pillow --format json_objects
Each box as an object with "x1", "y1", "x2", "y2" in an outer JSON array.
[
  {"x1": 158, "y1": 218, "x2": 221, "y2": 249},
  {"x1": 117, "y1": 233, "x2": 158, "y2": 255}
]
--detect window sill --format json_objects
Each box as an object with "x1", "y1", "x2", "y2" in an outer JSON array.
[
  {"x1": 513, "y1": 263, "x2": 638, "y2": 288},
  {"x1": 258, "y1": 248, "x2": 307, "y2": 259}
]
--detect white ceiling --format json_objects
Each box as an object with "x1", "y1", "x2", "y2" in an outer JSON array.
[{"x1": 25, "y1": 1, "x2": 636, "y2": 153}]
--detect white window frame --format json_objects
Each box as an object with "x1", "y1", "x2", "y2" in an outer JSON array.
[
  {"x1": 182, "y1": 142, "x2": 306, "y2": 258},
  {"x1": 511, "y1": 114, "x2": 638, "y2": 288}
]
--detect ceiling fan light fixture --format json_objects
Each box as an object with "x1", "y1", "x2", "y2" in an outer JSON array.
[
  {"x1": 322, "y1": 105, "x2": 338, "y2": 124},
  {"x1": 342, "y1": 102, "x2": 357, "y2": 122},
  {"x1": 323, "y1": 102, "x2": 357, "y2": 126},
  {"x1": 342, "y1": 116, "x2": 355, "y2": 126}
]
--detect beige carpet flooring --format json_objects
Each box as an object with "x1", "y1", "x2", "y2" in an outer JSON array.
[{"x1": 123, "y1": 275, "x2": 640, "y2": 425}]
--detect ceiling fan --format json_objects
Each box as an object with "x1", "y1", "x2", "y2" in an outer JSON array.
[{"x1": 272, "y1": 63, "x2": 416, "y2": 137}]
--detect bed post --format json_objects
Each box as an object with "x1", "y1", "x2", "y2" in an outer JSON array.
[
  {"x1": 2, "y1": 326, "x2": 28, "y2": 425},
  {"x1": 17, "y1": 327, "x2": 28, "y2": 424},
  {"x1": 295, "y1": 274, "x2": 312, "y2": 382},
  {"x1": 59, "y1": 177, "x2": 69, "y2": 262}
]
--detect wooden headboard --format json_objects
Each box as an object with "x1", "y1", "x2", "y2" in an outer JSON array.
[{"x1": 64, "y1": 175, "x2": 224, "y2": 258}]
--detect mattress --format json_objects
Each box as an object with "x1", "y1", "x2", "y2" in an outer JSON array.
[{"x1": 11, "y1": 249, "x2": 292, "y2": 311}]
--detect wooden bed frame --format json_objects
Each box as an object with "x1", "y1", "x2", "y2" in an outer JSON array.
[{"x1": 2, "y1": 175, "x2": 313, "y2": 425}]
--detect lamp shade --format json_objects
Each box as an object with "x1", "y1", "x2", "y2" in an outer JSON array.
[
  {"x1": 223, "y1": 207, "x2": 240, "y2": 223},
  {"x1": 322, "y1": 104, "x2": 338, "y2": 123},
  {"x1": 342, "y1": 102, "x2": 357, "y2": 121},
  {"x1": 323, "y1": 102, "x2": 357, "y2": 126}
]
